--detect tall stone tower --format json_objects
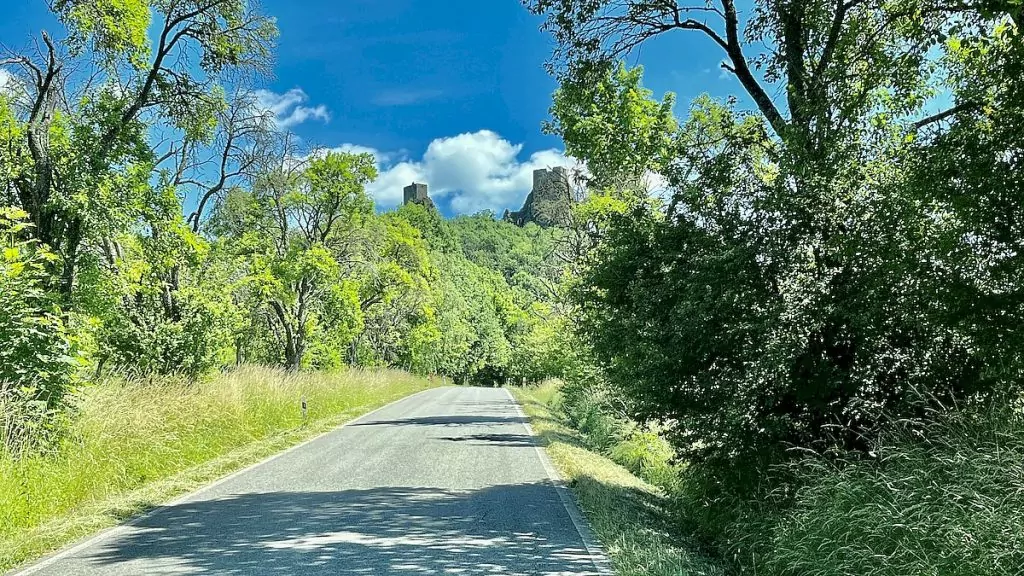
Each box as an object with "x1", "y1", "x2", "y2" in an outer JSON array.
[
  {"x1": 403, "y1": 182, "x2": 435, "y2": 210},
  {"x1": 505, "y1": 167, "x2": 572, "y2": 227}
]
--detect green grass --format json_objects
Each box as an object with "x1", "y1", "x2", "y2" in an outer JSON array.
[
  {"x1": 530, "y1": 379, "x2": 1024, "y2": 576},
  {"x1": 0, "y1": 365, "x2": 438, "y2": 572},
  {"x1": 511, "y1": 381, "x2": 724, "y2": 576},
  {"x1": 730, "y1": 405, "x2": 1024, "y2": 576}
]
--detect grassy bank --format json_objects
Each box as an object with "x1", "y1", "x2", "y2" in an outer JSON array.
[
  {"x1": 510, "y1": 382, "x2": 723, "y2": 576},
  {"x1": 727, "y1": 406, "x2": 1024, "y2": 576},
  {"x1": 0, "y1": 366, "x2": 438, "y2": 572},
  {"x1": 522, "y1": 380, "x2": 1024, "y2": 576}
]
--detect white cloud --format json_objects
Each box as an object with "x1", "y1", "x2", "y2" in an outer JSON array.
[
  {"x1": 332, "y1": 130, "x2": 580, "y2": 214},
  {"x1": 0, "y1": 68, "x2": 24, "y2": 97},
  {"x1": 0, "y1": 68, "x2": 31, "y2": 109},
  {"x1": 0, "y1": 69, "x2": 13, "y2": 92},
  {"x1": 254, "y1": 88, "x2": 330, "y2": 129},
  {"x1": 372, "y1": 88, "x2": 445, "y2": 107}
]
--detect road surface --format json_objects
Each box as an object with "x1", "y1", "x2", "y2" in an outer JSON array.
[{"x1": 16, "y1": 387, "x2": 610, "y2": 575}]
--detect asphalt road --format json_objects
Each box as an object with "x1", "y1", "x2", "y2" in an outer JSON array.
[{"x1": 16, "y1": 386, "x2": 610, "y2": 575}]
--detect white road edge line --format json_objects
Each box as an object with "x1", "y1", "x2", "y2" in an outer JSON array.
[
  {"x1": 10, "y1": 385, "x2": 448, "y2": 576},
  {"x1": 505, "y1": 388, "x2": 615, "y2": 576}
]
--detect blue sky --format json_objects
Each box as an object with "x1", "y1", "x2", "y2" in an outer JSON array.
[{"x1": 0, "y1": 0, "x2": 748, "y2": 216}]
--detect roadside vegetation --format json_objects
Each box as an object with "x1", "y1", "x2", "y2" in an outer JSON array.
[
  {"x1": 1, "y1": 1, "x2": 568, "y2": 567},
  {"x1": 1, "y1": 0, "x2": 568, "y2": 458},
  {"x1": 534, "y1": 377, "x2": 1024, "y2": 576},
  {"x1": 512, "y1": 382, "x2": 722, "y2": 576},
  {"x1": 518, "y1": 1, "x2": 1024, "y2": 575},
  {"x1": 3, "y1": 1, "x2": 1024, "y2": 575}
]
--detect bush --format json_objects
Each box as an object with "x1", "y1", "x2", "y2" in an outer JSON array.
[
  {"x1": 567, "y1": 71, "x2": 1024, "y2": 469},
  {"x1": 609, "y1": 428, "x2": 679, "y2": 489},
  {"x1": 558, "y1": 376, "x2": 686, "y2": 491},
  {"x1": 559, "y1": 375, "x2": 627, "y2": 452},
  {"x1": 85, "y1": 224, "x2": 240, "y2": 379},
  {"x1": 0, "y1": 208, "x2": 80, "y2": 452}
]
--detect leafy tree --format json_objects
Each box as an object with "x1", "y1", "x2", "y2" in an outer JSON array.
[
  {"x1": 548, "y1": 62, "x2": 677, "y2": 189},
  {"x1": 0, "y1": 208, "x2": 78, "y2": 450},
  {"x1": 534, "y1": 2, "x2": 1024, "y2": 465},
  {"x1": 89, "y1": 202, "x2": 237, "y2": 377},
  {"x1": 352, "y1": 212, "x2": 435, "y2": 368},
  {"x1": 214, "y1": 149, "x2": 376, "y2": 369},
  {"x1": 1, "y1": 0, "x2": 276, "y2": 299},
  {"x1": 429, "y1": 254, "x2": 514, "y2": 384}
]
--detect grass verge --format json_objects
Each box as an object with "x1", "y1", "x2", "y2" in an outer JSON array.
[
  {"x1": 730, "y1": 404, "x2": 1024, "y2": 576},
  {"x1": 510, "y1": 381, "x2": 724, "y2": 576},
  {"x1": 530, "y1": 379, "x2": 1024, "y2": 576},
  {"x1": 0, "y1": 365, "x2": 438, "y2": 572}
]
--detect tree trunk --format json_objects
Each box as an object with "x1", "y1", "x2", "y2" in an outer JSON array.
[{"x1": 57, "y1": 217, "x2": 82, "y2": 302}]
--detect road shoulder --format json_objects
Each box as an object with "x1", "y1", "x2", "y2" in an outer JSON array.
[
  {"x1": 509, "y1": 384, "x2": 724, "y2": 576},
  {"x1": 505, "y1": 389, "x2": 613, "y2": 575}
]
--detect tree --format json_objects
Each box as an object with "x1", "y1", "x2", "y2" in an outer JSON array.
[
  {"x1": 548, "y1": 62, "x2": 677, "y2": 189},
  {"x1": 536, "y1": 3, "x2": 1024, "y2": 465},
  {"x1": 351, "y1": 212, "x2": 435, "y2": 368},
  {"x1": 215, "y1": 148, "x2": 376, "y2": 370},
  {"x1": 85, "y1": 89, "x2": 277, "y2": 376},
  {"x1": 1, "y1": 0, "x2": 276, "y2": 299}
]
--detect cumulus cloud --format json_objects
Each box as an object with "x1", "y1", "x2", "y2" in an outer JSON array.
[
  {"x1": 254, "y1": 88, "x2": 330, "y2": 129},
  {"x1": 0, "y1": 69, "x2": 12, "y2": 92},
  {"x1": 331, "y1": 130, "x2": 580, "y2": 214}
]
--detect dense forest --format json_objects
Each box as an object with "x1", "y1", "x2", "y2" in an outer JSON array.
[{"x1": 3, "y1": 0, "x2": 1024, "y2": 574}]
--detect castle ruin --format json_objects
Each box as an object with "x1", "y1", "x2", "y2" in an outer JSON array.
[
  {"x1": 503, "y1": 167, "x2": 572, "y2": 228},
  {"x1": 403, "y1": 182, "x2": 436, "y2": 210}
]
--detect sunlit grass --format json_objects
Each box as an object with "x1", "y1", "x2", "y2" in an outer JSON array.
[
  {"x1": 0, "y1": 365, "x2": 437, "y2": 571},
  {"x1": 526, "y1": 381, "x2": 1024, "y2": 576},
  {"x1": 511, "y1": 381, "x2": 723, "y2": 576}
]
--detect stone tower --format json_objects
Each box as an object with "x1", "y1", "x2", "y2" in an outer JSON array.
[
  {"x1": 505, "y1": 167, "x2": 572, "y2": 227},
  {"x1": 403, "y1": 182, "x2": 435, "y2": 210}
]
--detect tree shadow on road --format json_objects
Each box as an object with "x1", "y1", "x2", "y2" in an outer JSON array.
[
  {"x1": 81, "y1": 483, "x2": 604, "y2": 575},
  {"x1": 437, "y1": 433, "x2": 539, "y2": 447},
  {"x1": 350, "y1": 415, "x2": 528, "y2": 427}
]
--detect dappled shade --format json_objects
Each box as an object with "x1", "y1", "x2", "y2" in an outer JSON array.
[{"x1": 83, "y1": 484, "x2": 602, "y2": 575}]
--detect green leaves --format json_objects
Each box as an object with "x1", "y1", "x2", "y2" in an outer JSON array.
[
  {"x1": 54, "y1": 0, "x2": 152, "y2": 66},
  {"x1": 539, "y1": 2, "x2": 1024, "y2": 469},
  {"x1": 550, "y1": 62, "x2": 677, "y2": 188},
  {"x1": 0, "y1": 209, "x2": 79, "y2": 451},
  {"x1": 213, "y1": 149, "x2": 382, "y2": 369}
]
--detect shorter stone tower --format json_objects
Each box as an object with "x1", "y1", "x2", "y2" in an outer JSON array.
[{"x1": 403, "y1": 182, "x2": 435, "y2": 210}]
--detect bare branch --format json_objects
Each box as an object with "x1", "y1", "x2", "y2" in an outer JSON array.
[
  {"x1": 719, "y1": 0, "x2": 788, "y2": 136},
  {"x1": 912, "y1": 101, "x2": 980, "y2": 129}
]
